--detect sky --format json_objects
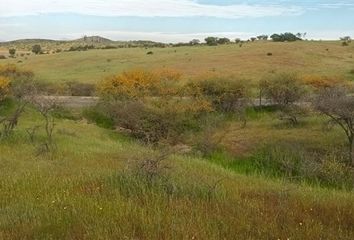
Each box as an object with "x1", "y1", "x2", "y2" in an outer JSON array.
[{"x1": 0, "y1": 0, "x2": 353, "y2": 42}]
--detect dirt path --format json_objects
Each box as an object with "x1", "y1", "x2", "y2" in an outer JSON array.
[
  {"x1": 38, "y1": 96, "x2": 99, "y2": 108},
  {"x1": 38, "y1": 96, "x2": 278, "y2": 108},
  {"x1": 40, "y1": 95, "x2": 322, "y2": 109}
]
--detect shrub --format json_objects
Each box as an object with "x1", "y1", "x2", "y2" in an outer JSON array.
[
  {"x1": 260, "y1": 73, "x2": 308, "y2": 125},
  {"x1": 9, "y1": 48, "x2": 16, "y2": 57},
  {"x1": 83, "y1": 105, "x2": 115, "y2": 129},
  {"x1": 0, "y1": 65, "x2": 37, "y2": 139},
  {"x1": 196, "y1": 78, "x2": 250, "y2": 113},
  {"x1": 68, "y1": 45, "x2": 95, "y2": 51},
  {"x1": 32, "y1": 44, "x2": 42, "y2": 54},
  {"x1": 0, "y1": 55, "x2": 6, "y2": 59},
  {"x1": 131, "y1": 150, "x2": 171, "y2": 186},
  {"x1": 260, "y1": 73, "x2": 307, "y2": 106},
  {"x1": 104, "y1": 98, "x2": 210, "y2": 144},
  {"x1": 52, "y1": 107, "x2": 79, "y2": 121},
  {"x1": 302, "y1": 75, "x2": 342, "y2": 90},
  {"x1": 194, "y1": 117, "x2": 228, "y2": 157},
  {"x1": 97, "y1": 69, "x2": 212, "y2": 144},
  {"x1": 34, "y1": 82, "x2": 67, "y2": 95},
  {"x1": 147, "y1": 51, "x2": 154, "y2": 55},
  {"x1": 97, "y1": 69, "x2": 182, "y2": 100},
  {"x1": 0, "y1": 64, "x2": 34, "y2": 80},
  {"x1": 98, "y1": 69, "x2": 156, "y2": 100},
  {"x1": 0, "y1": 76, "x2": 10, "y2": 101},
  {"x1": 66, "y1": 82, "x2": 95, "y2": 96},
  {"x1": 253, "y1": 144, "x2": 354, "y2": 189}
]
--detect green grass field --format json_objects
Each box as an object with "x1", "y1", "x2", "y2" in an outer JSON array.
[
  {"x1": 1, "y1": 104, "x2": 354, "y2": 239},
  {"x1": 1, "y1": 41, "x2": 354, "y2": 239},
  {"x1": 2, "y1": 41, "x2": 354, "y2": 84}
]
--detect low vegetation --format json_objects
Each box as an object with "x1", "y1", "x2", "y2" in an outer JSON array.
[
  {"x1": 0, "y1": 37, "x2": 354, "y2": 239},
  {"x1": 2, "y1": 40, "x2": 354, "y2": 85}
]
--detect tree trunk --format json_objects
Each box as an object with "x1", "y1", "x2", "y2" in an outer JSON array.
[
  {"x1": 350, "y1": 136, "x2": 353, "y2": 166},
  {"x1": 259, "y1": 89, "x2": 262, "y2": 107}
]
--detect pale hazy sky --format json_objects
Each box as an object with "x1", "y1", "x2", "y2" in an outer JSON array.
[{"x1": 0, "y1": 0, "x2": 353, "y2": 42}]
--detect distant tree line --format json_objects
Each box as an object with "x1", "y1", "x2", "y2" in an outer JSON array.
[
  {"x1": 183, "y1": 32, "x2": 306, "y2": 47},
  {"x1": 270, "y1": 32, "x2": 305, "y2": 42}
]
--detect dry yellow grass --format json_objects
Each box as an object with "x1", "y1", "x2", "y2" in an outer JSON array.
[{"x1": 1, "y1": 41, "x2": 353, "y2": 84}]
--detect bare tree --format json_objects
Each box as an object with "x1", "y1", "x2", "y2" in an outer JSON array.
[
  {"x1": 313, "y1": 87, "x2": 354, "y2": 165},
  {"x1": 31, "y1": 96, "x2": 58, "y2": 148},
  {"x1": 0, "y1": 103, "x2": 26, "y2": 138},
  {"x1": 0, "y1": 77, "x2": 36, "y2": 139}
]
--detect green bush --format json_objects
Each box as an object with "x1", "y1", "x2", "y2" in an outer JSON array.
[
  {"x1": 52, "y1": 107, "x2": 79, "y2": 120},
  {"x1": 260, "y1": 73, "x2": 309, "y2": 125},
  {"x1": 103, "y1": 100, "x2": 202, "y2": 144},
  {"x1": 66, "y1": 82, "x2": 95, "y2": 96},
  {"x1": 83, "y1": 105, "x2": 114, "y2": 129},
  {"x1": 196, "y1": 78, "x2": 250, "y2": 113},
  {"x1": 0, "y1": 98, "x2": 16, "y2": 115},
  {"x1": 251, "y1": 144, "x2": 354, "y2": 189}
]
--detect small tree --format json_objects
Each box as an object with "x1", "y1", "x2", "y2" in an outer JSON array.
[
  {"x1": 235, "y1": 38, "x2": 241, "y2": 44},
  {"x1": 205, "y1": 37, "x2": 218, "y2": 46},
  {"x1": 270, "y1": 32, "x2": 302, "y2": 42},
  {"x1": 340, "y1": 36, "x2": 352, "y2": 42},
  {"x1": 197, "y1": 78, "x2": 250, "y2": 126},
  {"x1": 31, "y1": 96, "x2": 58, "y2": 149},
  {"x1": 250, "y1": 37, "x2": 257, "y2": 42},
  {"x1": 260, "y1": 73, "x2": 308, "y2": 125},
  {"x1": 32, "y1": 44, "x2": 42, "y2": 55},
  {"x1": 313, "y1": 87, "x2": 354, "y2": 166},
  {"x1": 257, "y1": 35, "x2": 268, "y2": 40},
  {"x1": 9, "y1": 48, "x2": 16, "y2": 57},
  {"x1": 217, "y1": 38, "x2": 230, "y2": 45},
  {"x1": 189, "y1": 39, "x2": 200, "y2": 45}
]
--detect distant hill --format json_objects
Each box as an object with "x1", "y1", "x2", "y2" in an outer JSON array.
[
  {"x1": 0, "y1": 36, "x2": 167, "y2": 51},
  {"x1": 74, "y1": 36, "x2": 113, "y2": 44},
  {"x1": 1, "y1": 38, "x2": 63, "y2": 45}
]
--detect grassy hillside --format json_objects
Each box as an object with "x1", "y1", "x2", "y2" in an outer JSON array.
[
  {"x1": 0, "y1": 104, "x2": 354, "y2": 239},
  {"x1": 1, "y1": 41, "x2": 354, "y2": 84},
  {"x1": 0, "y1": 36, "x2": 165, "y2": 54},
  {"x1": 1, "y1": 41, "x2": 354, "y2": 239},
  {"x1": 0, "y1": 41, "x2": 354, "y2": 83}
]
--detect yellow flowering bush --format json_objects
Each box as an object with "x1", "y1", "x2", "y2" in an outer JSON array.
[{"x1": 0, "y1": 76, "x2": 10, "y2": 101}]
